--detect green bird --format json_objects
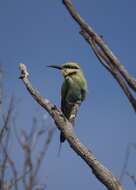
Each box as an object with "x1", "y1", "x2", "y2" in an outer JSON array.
[{"x1": 48, "y1": 62, "x2": 88, "y2": 144}]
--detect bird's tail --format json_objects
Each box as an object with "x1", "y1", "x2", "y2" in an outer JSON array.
[
  {"x1": 57, "y1": 141, "x2": 62, "y2": 157},
  {"x1": 58, "y1": 102, "x2": 81, "y2": 157},
  {"x1": 57, "y1": 132, "x2": 65, "y2": 157},
  {"x1": 60, "y1": 132, "x2": 65, "y2": 142}
]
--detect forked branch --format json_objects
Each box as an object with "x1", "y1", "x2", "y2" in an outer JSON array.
[
  {"x1": 19, "y1": 64, "x2": 123, "y2": 190},
  {"x1": 63, "y1": 0, "x2": 136, "y2": 112}
]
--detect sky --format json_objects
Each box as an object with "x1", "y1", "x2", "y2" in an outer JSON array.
[{"x1": 1, "y1": 0, "x2": 136, "y2": 189}]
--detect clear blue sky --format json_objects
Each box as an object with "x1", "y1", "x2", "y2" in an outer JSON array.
[{"x1": 1, "y1": 0, "x2": 136, "y2": 189}]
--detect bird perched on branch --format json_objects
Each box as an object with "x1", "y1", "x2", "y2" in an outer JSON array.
[{"x1": 48, "y1": 62, "x2": 87, "y2": 145}]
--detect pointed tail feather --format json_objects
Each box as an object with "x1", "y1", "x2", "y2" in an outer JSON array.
[
  {"x1": 57, "y1": 142, "x2": 62, "y2": 157},
  {"x1": 58, "y1": 101, "x2": 81, "y2": 156},
  {"x1": 60, "y1": 132, "x2": 65, "y2": 143}
]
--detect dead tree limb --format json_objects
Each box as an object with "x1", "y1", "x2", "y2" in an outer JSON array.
[
  {"x1": 19, "y1": 64, "x2": 123, "y2": 190},
  {"x1": 0, "y1": 97, "x2": 14, "y2": 143},
  {"x1": 63, "y1": 0, "x2": 136, "y2": 112},
  {"x1": 80, "y1": 31, "x2": 136, "y2": 111}
]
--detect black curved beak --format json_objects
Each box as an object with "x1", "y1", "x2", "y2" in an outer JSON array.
[{"x1": 47, "y1": 65, "x2": 62, "y2": 70}]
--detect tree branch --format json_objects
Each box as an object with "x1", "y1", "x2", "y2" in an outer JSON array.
[
  {"x1": 19, "y1": 64, "x2": 123, "y2": 190},
  {"x1": 63, "y1": 0, "x2": 136, "y2": 111},
  {"x1": 80, "y1": 30, "x2": 136, "y2": 112}
]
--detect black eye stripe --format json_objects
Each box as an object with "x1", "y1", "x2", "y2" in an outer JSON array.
[
  {"x1": 65, "y1": 71, "x2": 77, "y2": 77},
  {"x1": 63, "y1": 65, "x2": 79, "y2": 69}
]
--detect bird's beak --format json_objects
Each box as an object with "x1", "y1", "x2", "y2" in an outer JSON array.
[{"x1": 47, "y1": 65, "x2": 62, "y2": 70}]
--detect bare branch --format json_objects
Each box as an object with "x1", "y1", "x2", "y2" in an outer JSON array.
[
  {"x1": 22, "y1": 130, "x2": 34, "y2": 190},
  {"x1": 63, "y1": 0, "x2": 136, "y2": 112},
  {"x1": 1, "y1": 143, "x2": 18, "y2": 190},
  {"x1": 9, "y1": 170, "x2": 31, "y2": 189},
  {"x1": 80, "y1": 31, "x2": 136, "y2": 112},
  {"x1": 33, "y1": 128, "x2": 54, "y2": 178},
  {"x1": 0, "y1": 97, "x2": 14, "y2": 143},
  {"x1": 0, "y1": 97, "x2": 14, "y2": 189},
  {"x1": 0, "y1": 80, "x2": 52, "y2": 189},
  {"x1": 15, "y1": 121, "x2": 53, "y2": 190},
  {"x1": 0, "y1": 65, "x2": 3, "y2": 106},
  {"x1": 80, "y1": 31, "x2": 112, "y2": 71},
  {"x1": 19, "y1": 63, "x2": 123, "y2": 190}
]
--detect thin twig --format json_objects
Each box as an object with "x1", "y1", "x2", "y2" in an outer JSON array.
[
  {"x1": 1, "y1": 143, "x2": 18, "y2": 190},
  {"x1": 0, "y1": 97, "x2": 14, "y2": 143},
  {"x1": 9, "y1": 169, "x2": 31, "y2": 189},
  {"x1": 126, "y1": 172, "x2": 136, "y2": 186},
  {"x1": 120, "y1": 143, "x2": 136, "y2": 182},
  {"x1": 33, "y1": 128, "x2": 54, "y2": 180},
  {"x1": 0, "y1": 97, "x2": 14, "y2": 189}
]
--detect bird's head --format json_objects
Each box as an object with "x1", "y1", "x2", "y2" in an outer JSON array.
[{"x1": 47, "y1": 62, "x2": 81, "y2": 78}]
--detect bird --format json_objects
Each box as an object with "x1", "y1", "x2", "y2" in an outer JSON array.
[{"x1": 48, "y1": 62, "x2": 88, "y2": 147}]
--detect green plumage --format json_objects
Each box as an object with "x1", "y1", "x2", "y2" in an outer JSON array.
[
  {"x1": 60, "y1": 64, "x2": 87, "y2": 142},
  {"x1": 48, "y1": 62, "x2": 88, "y2": 144},
  {"x1": 61, "y1": 71, "x2": 87, "y2": 119}
]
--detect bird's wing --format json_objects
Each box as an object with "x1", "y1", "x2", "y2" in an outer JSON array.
[
  {"x1": 61, "y1": 79, "x2": 69, "y2": 117},
  {"x1": 80, "y1": 88, "x2": 87, "y2": 101},
  {"x1": 60, "y1": 79, "x2": 70, "y2": 143}
]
